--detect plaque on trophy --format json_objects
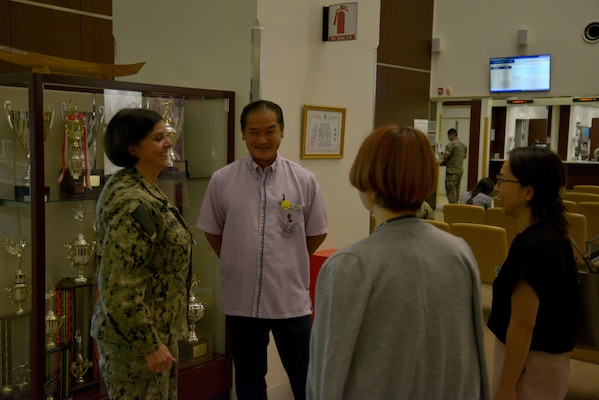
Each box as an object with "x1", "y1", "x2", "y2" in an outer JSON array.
[
  {"x1": 4, "y1": 238, "x2": 29, "y2": 315},
  {"x1": 64, "y1": 204, "x2": 95, "y2": 283},
  {"x1": 179, "y1": 275, "x2": 208, "y2": 360},
  {"x1": 4, "y1": 100, "x2": 54, "y2": 200}
]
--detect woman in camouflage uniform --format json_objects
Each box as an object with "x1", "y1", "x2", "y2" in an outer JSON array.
[{"x1": 91, "y1": 108, "x2": 192, "y2": 399}]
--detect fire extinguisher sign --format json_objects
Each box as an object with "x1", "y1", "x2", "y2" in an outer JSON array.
[{"x1": 322, "y1": 3, "x2": 358, "y2": 42}]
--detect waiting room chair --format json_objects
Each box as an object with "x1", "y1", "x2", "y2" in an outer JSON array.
[
  {"x1": 424, "y1": 219, "x2": 450, "y2": 232},
  {"x1": 573, "y1": 185, "x2": 599, "y2": 195},
  {"x1": 562, "y1": 191, "x2": 599, "y2": 204},
  {"x1": 442, "y1": 204, "x2": 486, "y2": 226},
  {"x1": 485, "y1": 207, "x2": 518, "y2": 247},
  {"x1": 563, "y1": 199, "x2": 577, "y2": 213},
  {"x1": 575, "y1": 202, "x2": 599, "y2": 257},
  {"x1": 450, "y1": 222, "x2": 508, "y2": 284},
  {"x1": 566, "y1": 212, "x2": 588, "y2": 269}
]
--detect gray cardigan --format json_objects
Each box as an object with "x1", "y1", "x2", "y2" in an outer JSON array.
[{"x1": 307, "y1": 217, "x2": 490, "y2": 400}]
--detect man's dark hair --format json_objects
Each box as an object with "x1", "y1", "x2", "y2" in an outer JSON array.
[{"x1": 240, "y1": 100, "x2": 284, "y2": 131}]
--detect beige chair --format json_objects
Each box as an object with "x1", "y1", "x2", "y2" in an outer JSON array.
[
  {"x1": 573, "y1": 185, "x2": 599, "y2": 195},
  {"x1": 563, "y1": 199, "x2": 577, "y2": 213},
  {"x1": 575, "y1": 202, "x2": 599, "y2": 254},
  {"x1": 424, "y1": 219, "x2": 450, "y2": 232},
  {"x1": 450, "y1": 223, "x2": 508, "y2": 284},
  {"x1": 562, "y1": 191, "x2": 599, "y2": 204},
  {"x1": 566, "y1": 212, "x2": 588, "y2": 268},
  {"x1": 485, "y1": 207, "x2": 518, "y2": 247},
  {"x1": 442, "y1": 204, "x2": 486, "y2": 225}
]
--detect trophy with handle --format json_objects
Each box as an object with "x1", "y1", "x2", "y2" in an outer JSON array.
[
  {"x1": 4, "y1": 100, "x2": 55, "y2": 198},
  {"x1": 180, "y1": 275, "x2": 208, "y2": 359},
  {"x1": 59, "y1": 99, "x2": 88, "y2": 194},
  {"x1": 64, "y1": 204, "x2": 96, "y2": 283}
]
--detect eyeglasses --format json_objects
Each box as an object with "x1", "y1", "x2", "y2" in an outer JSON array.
[{"x1": 496, "y1": 175, "x2": 520, "y2": 185}]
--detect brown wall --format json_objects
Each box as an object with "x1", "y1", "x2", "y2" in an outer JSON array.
[
  {"x1": 375, "y1": 0, "x2": 434, "y2": 128},
  {"x1": 0, "y1": 0, "x2": 113, "y2": 73}
]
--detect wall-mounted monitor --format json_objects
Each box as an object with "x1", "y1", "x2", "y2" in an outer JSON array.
[{"x1": 489, "y1": 54, "x2": 551, "y2": 93}]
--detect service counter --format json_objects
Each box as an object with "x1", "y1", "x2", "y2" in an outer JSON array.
[{"x1": 489, "y1": 159, "x2": 599, "y2": 189}]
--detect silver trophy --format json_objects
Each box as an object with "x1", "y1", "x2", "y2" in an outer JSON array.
[
  {"x1": 70, "y1": 329, "x2": 91, "y2": 383},
  {"x1": 3, "y1": 100, "x2": 55, "y2": 185},
  {"x1": 84, "y1": 103, "x2": 105, "y2": 180},
  {"x1": 187, "y1": 275, "x2": 207, "y2": 343},
  {"x1": 162, "y1": 100, "x2": 179, "y2": 167},
  {"x1": 4, "y1": 238, "x2": 28, "y2": 315},
  {"x1": 45, "y1": 286, "x2": 64, "y2": 350},
  {"x1": 64, "y1": 204, "x2": 95, "y2": 283}
]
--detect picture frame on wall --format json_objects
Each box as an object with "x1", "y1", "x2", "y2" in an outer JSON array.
[{"x1": 301, "y1": 105, "x2": 346, "y2": 159}]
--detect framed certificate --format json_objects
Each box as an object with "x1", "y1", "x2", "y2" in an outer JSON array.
[{"x1": 301, "y1": 105, "x2": 346, "y2": 158}]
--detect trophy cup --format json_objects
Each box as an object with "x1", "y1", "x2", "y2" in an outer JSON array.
[
  {"x1": 45, "y1": 286, "x2": 64, "y2": 350},
  {"x1": 70, "y1": 329, "x2": 91, "y2": 383},
  {"x1": 180, "y1": 275, "x2": 208, "y2": 360},
  {"x1": 4, "y1": 238, "x2": 28, "y2": 315},
  {"x1": 162, "y1": 100, "x2": 179, "y2": 168},
  {"x1": 83, "y1": 101, "x2": 105, "y2": 189},
  {"x1": 13, "y1": 362, "x2": 30, "y2": 391},
  {"x1": 64, "y1": 204, "x2": 95, "y2": 283},
  {"x1": 4, "y1": 100, "x2": 55, "y2": 199},
  {"x1": 59, "y1": 99, "x2": 88, "y2": 195}
]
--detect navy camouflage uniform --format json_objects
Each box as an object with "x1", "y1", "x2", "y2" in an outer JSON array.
[
  {"x1": 91, "y1": 168, "x2": 192, "y2": 399},
  {"x1": 444, "y1": 138, "x2": 468, "y2": 204}
]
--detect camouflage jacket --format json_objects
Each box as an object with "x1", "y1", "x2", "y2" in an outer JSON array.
[
  {"x1": 91, "y1": 168, "x2": 192, "y2": 355},
  {"x1": 444, "y1": 138, "x2": 467, "y2": 175}
]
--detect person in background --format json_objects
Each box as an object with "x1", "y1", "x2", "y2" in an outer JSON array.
[
  {"x1": 307, "y1": 126, "x2": 490, "y2": 400},
  {"x1": 196, "y1": 100, "x2": 328, "y2": 400},
  {"x1": 91, "y1": 109, "x2": 193, "y2": 399},
  {"x1": 460, "y1": 177, "x2": 495, "y2": 209},
  {"x1": 487, "y1": 147, "x2": 579, "y2": 400},
  {"x1": 416, "y1": 200, "x2": 435, "y2": 219},
  {"x1": 441, "y1": 127, "x2": 468, "y2": 203}
]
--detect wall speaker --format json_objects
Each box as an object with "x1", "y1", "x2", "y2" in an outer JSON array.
[
  {"x1": 517, "y1": 29, "x2": 528, "y2": 46},
  {"x1": 583, "y1": 22, "x2": 599, "y2": 43},
  {"x1": 431, "y1": 38, "x2": 440, "y2": 53}
]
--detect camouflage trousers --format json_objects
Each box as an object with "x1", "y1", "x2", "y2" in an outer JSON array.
[
  {"x1": 96, "y1": 340, "x2": 179, "y2": 399},
  {"x1": 445, "y1": 172, "x2": 463, "y2": 204}
]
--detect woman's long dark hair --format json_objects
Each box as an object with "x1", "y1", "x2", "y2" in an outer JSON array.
[
  {"x1": 508, "y1": 147, "x2": 568, "y2": 241},
  {"x1": 467, "y1": 178, "x2": 495, "y2": 204}
]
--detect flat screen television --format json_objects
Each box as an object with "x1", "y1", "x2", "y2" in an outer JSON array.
[{"x1": 489, "y1": 54, "x2": 551, "y2": 93}]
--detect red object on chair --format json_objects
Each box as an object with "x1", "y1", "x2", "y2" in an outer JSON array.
[{"x1": 309, "y1": 248, "x2": 337, "y2": 320}]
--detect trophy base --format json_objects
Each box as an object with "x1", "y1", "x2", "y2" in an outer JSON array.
[
  {"x1": 15, "y1": 185, "x2": 49, "y2": 202},
  {"x1": 60, "y1": 169, "x2": 105, "y2": 197},
  {"x1": 179, "y1": 338, "x2": 208, "y2": 360}
]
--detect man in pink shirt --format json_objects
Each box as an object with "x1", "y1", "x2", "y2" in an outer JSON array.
[{"x1": 197, "y1": 100, "x2": 328, "y2": 400}]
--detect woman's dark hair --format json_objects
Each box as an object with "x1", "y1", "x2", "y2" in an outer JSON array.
[
  {"x1": 104, "y1": 108, "x2": 163, "y2": 168},
  {"x1": 240, "y1": 100, "x2": 284, "y2": 131},
  {"x1": 508, "y1": 147, "x2": 568, "y2": 240},
  {"x1": 467, "y1": 177, "x2": 495, "y2": 204}
]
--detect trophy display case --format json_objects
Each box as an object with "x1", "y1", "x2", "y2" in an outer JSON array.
[{"x1": 0, "y1": 73, "x2": 234, "y2": 399}]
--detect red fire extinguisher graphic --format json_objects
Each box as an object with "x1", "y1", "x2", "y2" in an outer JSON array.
[{"x1": 333, "y1": 5, "x2": 348, "y2": 34}]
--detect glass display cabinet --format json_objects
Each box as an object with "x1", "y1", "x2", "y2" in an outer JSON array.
[{"x1": 0, "y1": 73, "x2": 234, "y2": 399}]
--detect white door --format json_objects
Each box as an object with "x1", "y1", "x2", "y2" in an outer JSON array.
[{"x1": 438, "y1": 107, "x2": 471, "y2": 203}]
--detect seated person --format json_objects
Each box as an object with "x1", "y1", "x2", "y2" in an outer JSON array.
[
  {"x1": 459, "y1": 178, "x2": 494, "y2": 209},
  {"x1": 416, "y1": 200, "x2": 435, "y2": 220}
]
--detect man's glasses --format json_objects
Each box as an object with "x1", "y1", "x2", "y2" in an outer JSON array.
[{"x1": 496, "y1": 175, "x2": 519, "y2": 185}]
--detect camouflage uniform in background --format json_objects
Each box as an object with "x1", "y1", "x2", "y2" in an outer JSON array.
[
  {"x1": 91, "y1": 168, "x2": 192, "y2": 399},
  {"x1": 444, "y1": 137, "x2": 468, "y2": 204}
]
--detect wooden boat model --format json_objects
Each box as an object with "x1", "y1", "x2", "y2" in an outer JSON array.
[{"x1": 0, "y1": 44, "x2": 145, "y2": 79}]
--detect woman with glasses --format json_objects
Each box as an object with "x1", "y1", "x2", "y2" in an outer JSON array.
[{"x1": 487, "y1": 147, "x2": 579, "y2": 400}]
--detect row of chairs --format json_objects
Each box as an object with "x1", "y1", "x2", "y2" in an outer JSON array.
[
  {"x1": 442, "y1": 204, "x2": 519, "y2": 245},
  {"x1": 425, "y1": 219, "x2": 508, "y2": 285}
]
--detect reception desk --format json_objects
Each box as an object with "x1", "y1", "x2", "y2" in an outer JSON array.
[{"x1": 489, "y1": 159, "x2": 599, "y2": 189}]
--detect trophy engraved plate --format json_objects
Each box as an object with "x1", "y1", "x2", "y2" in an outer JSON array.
[
  {"x1": 70, "y1": 329, "x2": 91, "y2": 383},
  {"x1": 180, "y1": 275, "x2": 208, "y2": 359},
  {"x1": 4, "y1": 100, "x2": 54, "y2": 199},
  {"x1": 4, "y1": 238, "x2": 28, "y2": 315},
  {"x1": 64, "y1": 204, "x2": 96, "y2": 283}
]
